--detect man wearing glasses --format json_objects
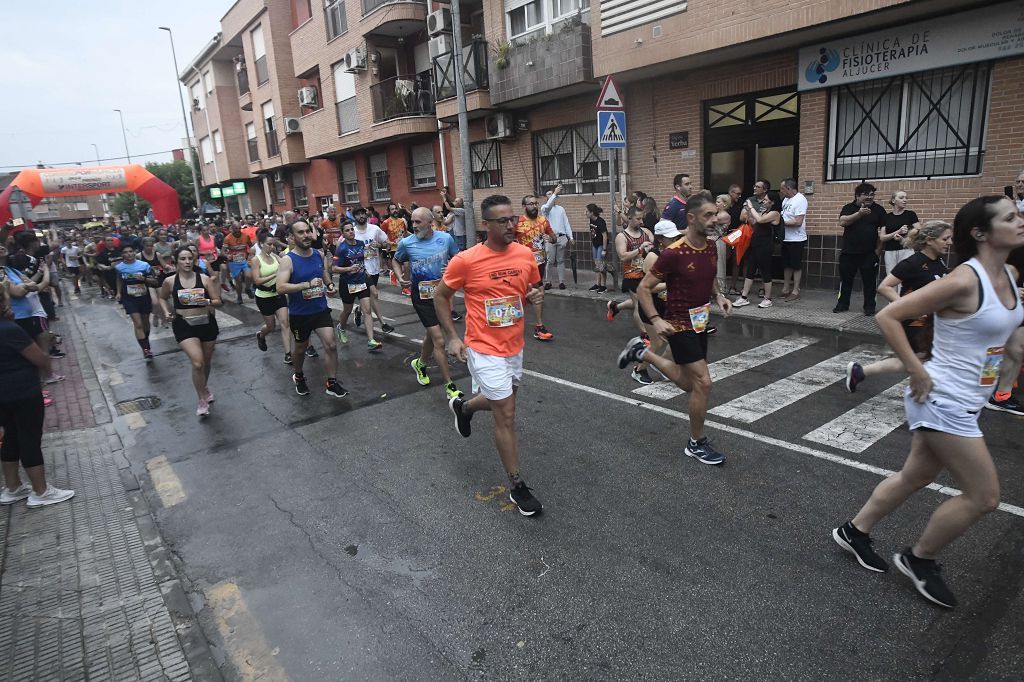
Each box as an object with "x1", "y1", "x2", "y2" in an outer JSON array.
[
  {"x1": 434, "y1": 195, "x2": 546, "y2": 517},
  {"x1": 514, "y1": 195, "x2": 556, "y2": 341}
]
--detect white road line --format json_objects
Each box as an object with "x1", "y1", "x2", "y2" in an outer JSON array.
[
  {"x1": 149, "y1": 310, "x2": 243, "y2": 341},
  {"x1": 803, "y1": 379, "x2": 909, "y2": 453},
  {"x1": 708, "y1": 344, "x2": 891, "y2": 423},
  {"x1": 521, "y1": 368, "x2": 1024, "y2": 519},
  {"x1": 633, "y1": 335, "x2": 821, "y2": 400}
]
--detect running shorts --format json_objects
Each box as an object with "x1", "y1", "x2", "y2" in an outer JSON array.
[
  {"x1": 172, "y1": 314, "x2": 219, "y2": 343},
  {"x1": 411, "y1": 288, "x2": 440, "y2": 328},
  {"x1": 367, "y1": 274, "x2": 380, "y2": 288},
  {"x1": 621, "y1": 277, "x2": 641, "y2": 294},
  {"x1": 290, "y1": 310, "x2": 333, "y2": 343},
  {"x1": 339, "y1": 282, "x2": 371, "y2": 305},
  {"x1": 228, "y1": 261, "x2": 250, "y2": 279},
  {"x1": 466, "y1": 348, "x2": 523, "y2": 401},
  {"x1": 14, "y1": 316, "x2": 44, "y2": 339},
  {"x1": 666, "y1": 330, "x2": 709, "y2": 365},
  {"x1": 904, "y1": 391, "x2": 982, "y2": 439},
  {"x1": 122, "y1": 295, "x2": 153, "y2": 316},
  {"x1": 255, "y1": 294, "x2": 287, "y2": 316},
  {"x1": 67, "y1": 266, "x2": 80, "y2": 275}
]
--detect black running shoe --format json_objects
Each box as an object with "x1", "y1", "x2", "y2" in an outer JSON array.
[
  {"x1": 354, "y1": 308, "x2": 363, "y2": 327},
  {"x1": 283, "y1": 352, "x2": 292, "y2": 365},
  {"x1": 49, "y1": 349, "x2": 66, "y2": 359},
  {"x1": 256, "y1": 332, "x2": 267, "y2": 352},
  {"x1": 325, "y1": 378, "x2": 348, "y2": 398},
  {"x1": 985, "y1": 394, "x2": 1024, "y2": 416},
  {"x1": 588, "y1": 284, "x2": 600, "y2": 291},
  {"x1": 451, "y1": 310, "x2": 463, "y2": 322},
  {"x1": 845, "y1": 362, "x2": 865, "y2": 393},
  {"x1": 832, "y1": 521, "x2": 888, "y2": 572},
  {"x1": 381, "y1": 323, "x2": 395, "y2": 334},
  {"x1": 448, "y1": 396, "x2": 472, "y2": 438},
  {"x1": 894, "y1": 549, "x2": 957, "y2": 608},
  {"x1": 509, "y1": 483, "x2": 543, "y2": 516},
  {"x1": 292, "y1": 373, "x2": 310, "y2": 396},
  {"x1": 305, "y1": 345, "x2": 318, "y2": 358},
  {"x1": 631, "y1": 367, "x2": 654, "y2": 385},
  {"x1": 617, "y1": 336, "x2": 647, "y2": 369},
  {"x1": 684, "y1": 437, "x2": 725, "y2": 465}
]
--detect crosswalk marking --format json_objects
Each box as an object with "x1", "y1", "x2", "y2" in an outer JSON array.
[
  {"x1": 707, "y1": 344, "x2": 891, "y2": 423},
  {"x1": 632, "y1": 335, "x2": 821, "y2": 400},
  {"x1": 803, "y1": 379, "x2": 909, "y2": 453}
]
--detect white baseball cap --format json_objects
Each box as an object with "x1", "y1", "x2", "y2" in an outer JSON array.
[{"x1": 654, "y1": 220, "x2": 681, "y2": 238}]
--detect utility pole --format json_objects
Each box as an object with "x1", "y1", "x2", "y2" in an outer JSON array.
[
  {"x1": 113, "y1": 109, "x2": 132, "y2": 163},
  {"x1": 91, "y1": 143, "x2": 110, "y2": 216},
  {"x1": 160, "y1": 26, "x2": 204, "y2": 215},
  {"x1": 447, "y1": 0, "x2": 476, "y2": 235}
]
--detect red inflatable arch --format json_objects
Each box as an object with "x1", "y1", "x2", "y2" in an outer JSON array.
[{"x1": 0, "y1": 165, "x2": 181, "y2": 225}]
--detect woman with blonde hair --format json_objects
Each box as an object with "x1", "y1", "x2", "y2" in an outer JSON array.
[
  {"x1": 714, "y1": 194, "x2": 734, "y2": 295},
  {"x1": 881, "y1": 190, "x2": 922, "y2": 277}
]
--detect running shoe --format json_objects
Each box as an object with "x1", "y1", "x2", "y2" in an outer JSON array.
[
  {"x1": 758, "y1": 298, "x2": 773, "y2": 309},
  {"x1": 558, "y1": 283, "x2": 566, "y2": 290},
  {"x1": 596, "y1": 286, "x2": 607, "y2": 293},
  {"x1": 26, "y1": 485, "x2": 75, "y2": 508},
  {"x1": 509, "y1": 483, "x2": 543, "y2": 516},
  {"x1": 444, "y1": 381, "x2": 463, "y2": 400},
  {"x1": 256, "y1": 332, "x2": 268, "y2": 351},
  {"x1": 893, "y1": 549, "x2": 957, "y2": 609},
  {"x1": 533, "y1": 325, "x2": 553, "y2": 341},
  {"x1": 784, "y1": 292, "x2": 801, "y2": 302},
  {"x1": 733, "y1": 297, "x2": 750, "y2": 308},
  {"x1": 336, "y1": 325, "x2": 349, "y2": 344},
  {"x1": 143, "y1": 349, "x2": 154, "y2": 361},
  {"x1": 325, "y1": 378, "x2": 349, "y2": 398},
  {"x1": 367, "y1": 339, "x2": 382, "y2": 353},
  {"x1": 617, "y1": 336, "x2": 647, "y2": 369},
  {"x1": 196, "y1": 399, "x2": 210, "y2": 417},
  {"x1": 640, "y1": 333, "x2": 651, "y2": 346},
  {"x1": 49, "y1": 349, "x2": 66, "y2": 359},
  {"x1": 44, "y1": 375, "x2": 66, "y2": 385},
  {"x1": 832, "y1": 521, "x2": 888, "y2": 572},
  {"x1": 845, "y1": 362, "x2": 865, "y2": 393},
  {"x1": 684, "y1": 437, "x2": 725, "y2": 465},
  {"x1": 451, "y1": 311, "x2": 463, "y2": 322},
  {"x1": 832, "y1": 305, "x2": 849, "y2": 313},
  {"x1": 283, "y1": 352, "x2": 292, "y2": 365},
  {"x1": 606, "y1": 300, "x2": 620, "y2": 321},
  {"x1": 402, "y1": 287, "x2": 411, "y2": 296},
  {"x1": 305, "y1": 346, "x2": 318, "y2": 358},
  {"x1": 448, "y1": 396, "x2": 472, "y2": 437},
  {"x1": 0, "y1": 483, "x2": 31, "y2": 505},
  {"x1": 411, "y1": 358, "x2": 430, "y2": 386},
  {"x1": 204, "y1": 387, "x2": 215, "y2": 403},
  {"x1": 543, "y1": 283, "x2": 552, "y2": 291},
  {"x1": 588, "y1": 284, "x2": 600, "y2": 291},
  {"x1": 381, "y1": 323, "x2": 395, "y2": 334},
  {"x1": 984, "y1": 394, "x2": 1024, "y2": 415},
  {"x1": 631, "y1": 367, "x2": 654, "y2": 385},
  {"x1": 293, "y1": 373, "x2": 311, "y2": 396},
  {"x1": 354, "y1": 308, "x2": 363, "y2": 327}
]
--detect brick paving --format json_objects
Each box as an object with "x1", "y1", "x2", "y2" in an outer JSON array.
[{"x1": 43, "y1": 311, "x2": 107, "y2": 432}]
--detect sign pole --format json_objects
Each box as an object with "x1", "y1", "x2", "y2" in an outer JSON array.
[{"x1": 608, "y1": 148, "x2": 618, "y2": 287}]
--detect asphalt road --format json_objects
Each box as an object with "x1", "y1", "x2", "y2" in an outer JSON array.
[{"x1": 72, "y1": 287, "x2": 1024, "y2": 681}]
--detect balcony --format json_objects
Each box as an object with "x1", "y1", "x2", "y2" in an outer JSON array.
[
  {"x1": 433, "y1": 39, "x2": 489, "y2": 101},
  {"x1": 489, "y1": 19, "x2": 594, "y2": 107},
  {"x1": 360, "y1": 0, "x2": 426, "y2": 38},
  {"x1": 362, "y1": 0, "x2": 422, "y2": 15},
  {"x1": 370, "y1": 73, "x2": 434, "y2": 123}
]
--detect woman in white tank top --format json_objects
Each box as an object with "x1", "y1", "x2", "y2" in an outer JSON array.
[{"x1": 833, "y1": 196, "x2": 1024, "y2": 610}]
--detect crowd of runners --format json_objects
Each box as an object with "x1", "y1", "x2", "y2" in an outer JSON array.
[{"x1": 2, "y1": 176, "x2": 1023, "y2": 611}]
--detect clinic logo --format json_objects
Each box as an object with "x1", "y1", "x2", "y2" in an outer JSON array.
[{"x1": 806, "y1": 47, "x2": 840, "y2": 85}]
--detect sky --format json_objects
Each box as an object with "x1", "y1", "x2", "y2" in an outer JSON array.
[{"x1": 0, "y1": 0, "x2": 229, "y2": 172}]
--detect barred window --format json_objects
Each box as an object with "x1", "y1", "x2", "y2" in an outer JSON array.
[
  {"x1": 409, "y1": 143, "x2": 436, "y2": 189},
  {"x1": 291, "y1": 169, "x2": 308, "y2": 209},
  {"x1": 369, "y1": 152, "x2": 389, "y2": 202},
  {"x1": 534, "y1": 122, "x2": 609, "y2": 195},
  {"x1": 338, "y1": 159, "x2": 359, "y2": 204},
  {"x1": 471, "y1": 141, "x2": 502, "y2": 189},
  {"x1": 827, "y1": 63, "x2": 991, "y2": 181}
]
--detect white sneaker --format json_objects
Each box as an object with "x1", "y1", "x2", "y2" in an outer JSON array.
[
  {"x1": 733, "y1": 297, "x2": 750, "y2": 308},
  {"x1": 26, "y1": 485, "x2": 75, "y2": 508},
  {"x1": 758, "y1": 298, "x2": 773, "y2": 308},
  {"x1": 196, "y1": 398, "x2": 210, "y2": 417},
  {"x1": 0, "y1": 483, "x2": 32, "y2": 505}
]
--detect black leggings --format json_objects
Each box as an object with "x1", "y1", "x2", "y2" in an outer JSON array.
[
  {"x1": 0, "y1": 393, "x2": 45, "y2": 468},
  {"x1": 745, "y1": 238, "x2": 774, "y2": 283}
]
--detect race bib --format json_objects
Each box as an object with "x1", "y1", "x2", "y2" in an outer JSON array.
[
  {"x1": 302, "y1": 285, "x2": 326, "y2": 300},
  {"x1": 631, "y1": 256, "x2": 645, "y2": 270},
  {"x1": 126, "y1": 283, "x2": 147, "y2": 297},
  {"x1": 347, "y1": 282, "x2": 367, "y2": 294},
  {"x1": 979, "y1": 346, "x2": 1004, "y2": 386},
  {"x1": 231, "y1": 252, "x2": 246, "y2": 262},
  {"x1": 657, "y1": 290, "x2": 668, "y2": 302},
  {"x1": 418, "y1": 279, "x2": 439, "y2": 300},
  {"x1": 533, "y1": 250, "x2": 546, "y2": 264},
  {"x1": 177, "y1": 288, "x2": 208, "y2": 306},
  {"x1": 484, "y1": 295, "x2": 524, "y2": 328},
  {"x1": 688, "y1": 303, "x2": 711, "y2": 333}
]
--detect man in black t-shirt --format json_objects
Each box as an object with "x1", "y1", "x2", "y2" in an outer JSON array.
[{"x1": 835, "y1": 183, "x2": 886, "y2": 314}]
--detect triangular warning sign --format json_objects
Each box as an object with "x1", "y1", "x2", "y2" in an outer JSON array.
[
  {"x1": 596, "y1": 75, "x2": 624, "y2": 110},
  {"x1": 601, "y1": 114, "x2": 624, "y2": 143}
]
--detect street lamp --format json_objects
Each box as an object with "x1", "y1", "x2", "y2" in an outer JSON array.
[
  {"x1": 91, "y1": 143, "x2": 109, "y2": 215},
  {"x1": 113, "y1": 109, "x2": 132, "y2": 163},
  {"x1": 159, "y1": 25, "x2": 203, "y2": 214}
]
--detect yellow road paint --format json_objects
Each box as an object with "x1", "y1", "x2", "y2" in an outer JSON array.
[
  {"x1": 145, "y1": 456, "x2": 186, "y2": 508},
  {"x1": 207, "y1": 581, "x2": 290, "y2": 682},
  {"x1": 500, "y1": 502, "x2": 517, "y2": 513},
  {"x1": 474, "y1": 485, "x2": 506, "y2": 502},
  {"x1": 123, "y1": 412, "x2": 146, "y2": 430}
]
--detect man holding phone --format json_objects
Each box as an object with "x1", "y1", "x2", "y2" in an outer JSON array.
[{"x1": 835, "y1": 183, "x2": 886, "y2": 315}]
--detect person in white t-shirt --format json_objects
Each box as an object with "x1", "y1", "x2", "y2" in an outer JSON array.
[
  {"x1": 779, "y1": 178, "x2": 808, "y2": 302},
  {"x1": 350, "y1": 206, "x2": 394, "y2": 334},
  {"x1": 61, "y1": 240, "x2": 82, "y2": 294}
]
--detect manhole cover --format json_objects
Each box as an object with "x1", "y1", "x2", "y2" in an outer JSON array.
[{"x1": 115, "y1": 396, "x2": 162, "y2": 415}]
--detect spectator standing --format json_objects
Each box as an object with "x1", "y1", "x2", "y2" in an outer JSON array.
[
  {"x1": 662, "y1": 174, "x2": 693, "y2": 230},
  {"x1": 440, "y1": 189, "x2": 467, "y2": 250},
  {"x1": 586, "y1": 204, "x2": 608, "y2": 293},
  {"x1": 540, "y1": 184, "x2": 574, "y2": 290},
  {"x1": 1014, "y1": 170, "x2": 1024, "y2": 213},
  {"x1": 835, "y1": 183, "x2": 886, "y2": 315},
  {"x1": 779, "y1": 178, "x2": 808, "y2": 302},
  {"x1": 881, "y1": 190, "x2": 921, "y2": 278},
  {"x1": 641, "y1": 197, "x2": 659, "y2": 232}
]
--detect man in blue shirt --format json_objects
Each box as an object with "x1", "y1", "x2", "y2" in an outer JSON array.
[
  {"x1": 332, "y1": 224, "x2": 381, "y2": 353},
  {"x1": 662, "y1": 173, "x2": 693, "y2": 230},
  {"x1": 392, "y1": 206, "x2": 462, "y2": 399},
  {"x1": 114, "y1": 246, "x2": 156, "y2": 360}
]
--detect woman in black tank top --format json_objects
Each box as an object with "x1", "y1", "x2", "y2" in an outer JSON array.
[{"x1": 140, "y1": 237, "x2": 171, "y2": 326}]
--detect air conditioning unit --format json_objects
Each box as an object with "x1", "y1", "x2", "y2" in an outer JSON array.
[
  {"x1": 485, "y1": 113, "x2": 514, "y2": 141},
  {"x1": 428, "y1": 34, "x2": 453, "y2": 59},
  {"x1": 298, "y1": 86, "x2": 318, "y2": 106},
  {"x1": 427, "y1": 8, "x2": 452, "y2": 36},
  {"x1": 284, "y1": 117, "x2": 302, "y2": 135},
  {"x1": 344, "y1": 48, "x2": 366, "y2": 72}
]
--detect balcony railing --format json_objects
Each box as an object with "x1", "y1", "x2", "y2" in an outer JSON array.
[
  {"x1": 370, "y1": 73, "x2": 434, "y2": 123},
  {"x1": 237, "y1": 67, "x2": 250, "y2": 96},
  {"x1": 247, "y1": 138, "x2": 259, "y2": 162},
  {"x1": 265, "y1": 131, "x2": 280, "y2": 158},
  {"x1": 433, "y1": 39, "x2": 489, "y2": 102},
  {"x1": 361, "y1": 0, "x2": 424, "y2": 15}
]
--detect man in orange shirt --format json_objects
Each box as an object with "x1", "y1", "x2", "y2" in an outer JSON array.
[
  {"x1": 380, "y1": 203, "x2": 409, "y2": 291},
  {"x1": 513, "y1": 195, "x2": 555, "y2": 341},
  {"x1": 222, "y1": 220, "x2": 254, "y2": 304},
  {"x1": 241, "y1": 214, "x2": 259, "y2": 244},
  {"x1": 320, "y1": 206, "x2": 343, "y2": 253},
  {"x1": 434, "y1": 194, "x2": 545, "y2": 517}
]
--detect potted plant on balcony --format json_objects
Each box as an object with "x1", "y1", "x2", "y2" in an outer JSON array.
[{"x1": 494, "y1": 41, "x2": 511, "y2": 70}]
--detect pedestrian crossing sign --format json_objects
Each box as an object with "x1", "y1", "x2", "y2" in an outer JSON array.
[{"x1": 597, "y1": 110, "x2": 626, "y2": 149}]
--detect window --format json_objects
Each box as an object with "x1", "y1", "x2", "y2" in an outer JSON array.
[
  {"x1": 291, "y1": 0, "x2": 312, "y2": 29},
  {"x1": 325, "y1": 0, "x2": 347, "y2": 40},
  {"x1": 471, "y1": 141, "x2": 502, "y2": 188},
  {"x1": 333, "y1": 61, "x2": 358, "y2": 134},
  {"x1": 272, "y1": 174, "x2": 286, "y2": 204},
  {"x1": 203, "y1": 70, "x2": 214, "y2": 94},
  {"x1": 338, "y1": 158, "x2": 359, "y2": 203},
  {"x1": 534, "y1": 123, "x2": 610, "y2": 194},
  {"x1": 213, "y1": 130, "x2": 223, "y2": 154},
  {"x1": 246, "y1": 123, "x2": 259, "y2": 162},
  {"x1": 369, "y1": 152, "x2": 389, "y2": 201},
  {"x1": 291, "y1": 169, "x2": 308, "y2": 208},
  {"x1": 827, "y1": 63, "x2": 991, "y2": 181},
  {"x1": 200, "y1": 136, "x2": 213, "y2": 165},
  {"x1": 507, "y1": 0, "x2": 544, "y2": 38},
  {"x1": 550, "y1": 0, "x2": 581, "y2": 20},
  {"x1": 262, "y1": 101, "x2": 280, "y2": 157},
  {"x1": 236, "y1": 56, "x2": 250, "y2": 95},
  {"x1": 409, "y1": 143, "x2": 436, "y2": 189},
  {"x1": 190, "y1": 81, "x2": 204, "y2": 110},
  {"x1": 251, "y1": 25, "x2": 269, "y2": 86}
]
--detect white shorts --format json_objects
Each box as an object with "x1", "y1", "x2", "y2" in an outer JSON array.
[
  {"x1": 904, "y1": 390, "x2": 983, "y2": 439},
  {"x1": 466, "y1": 347, "x2": 523, "y2": 401}
]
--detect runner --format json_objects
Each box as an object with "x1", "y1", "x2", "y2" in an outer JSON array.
[
  {"x1": 159, "y1": 247, "x2": 223, "y2": 417},
  {"x1": 392, "y1": 207, "x2": 461, "y2": 398},
  {"x1": 194, "y1": 222, "x2": 224, "y2": 290},
  {"x1": 88, "y1": 237, "x2": 117, "y2": 299},
  {"x1": 321, "y1": 206, "x2": 344, "y2": 254},
  {"x1": 250, "y1": 229, "x2": 293, "y2": 364},
  {"x1": 275, "y1": 221, "x2": 348, "y2": 398},
  {"x1": 434, "y1": 194, "x2": 545, "y2": 516},
  {"x1": 514, "y1": 194, "x2": 555, "y2": 341},
  {"x1": 608, "y1": 207, "x2": 654, "y2": 346},
  {"x1": 381, "y1": 203, "x2": 409, "y2": 291},
  {"x1": 223, "y1": 220, "x2": 254, "y2": 304},
  {"x1": 139, "y1": 236, "x2": 172, "y2": 327},
  {"x1": 845, "y1": 220, "x2": 952, "y2": 392},
  {"x1": 351, "y1": 207, "x2": 394, "y2": 334},
  {"x1": 61, "y1": 238, "x2": 82, "y2": 294},
  {"x1": 114, "y1": 246, "x2": 158, "y2": 361},
  {"x1": 630, "y1": 221, "x2": 677, "y2": 385},
  {"x1": 332, "y1": 223, "x2": 382, "y2": 353},
  {"x1": 832, "y1": 196, "x2": 1024, "y2": 609},
  {"x1": 616, "y1": 195, "x2": 733, "y2": 465}
]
